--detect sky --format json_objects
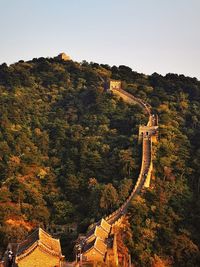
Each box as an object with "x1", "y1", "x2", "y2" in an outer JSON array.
[{"x1": 0, "y1": 0, "x2": 200, "y2": 79}]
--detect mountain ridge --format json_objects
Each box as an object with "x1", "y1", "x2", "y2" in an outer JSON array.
[{"x1": 0, "y1": 55, "x2": 200, "y2": 265}]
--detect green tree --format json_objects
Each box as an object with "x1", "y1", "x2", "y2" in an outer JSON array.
[{"x1": 100, "y1": 183, "x2": 119, "y2": 212}]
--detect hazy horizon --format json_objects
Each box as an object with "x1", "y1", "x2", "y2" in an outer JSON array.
[{"x1": 0, "y1": 0, "x2": 200, "y2": 79}]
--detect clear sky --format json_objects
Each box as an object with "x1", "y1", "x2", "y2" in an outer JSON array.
[{"x1": 0, "y1": 0, "x2": 200, "y2": 79}]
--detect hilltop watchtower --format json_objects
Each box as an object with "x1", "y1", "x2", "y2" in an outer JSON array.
[{"x1": 56, "y1": 52, "x2": 71, "y2": 61}]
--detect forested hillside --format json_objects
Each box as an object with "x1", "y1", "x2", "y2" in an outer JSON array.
[{"x1": 0, "y1": 56, "x2": 200, "y2": 266}]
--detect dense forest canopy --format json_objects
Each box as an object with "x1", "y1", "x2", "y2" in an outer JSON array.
[{"x1": 0, "y1": 56, "x2": 200, "y2": 266}]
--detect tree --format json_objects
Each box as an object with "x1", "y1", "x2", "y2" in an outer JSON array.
[
  {"x1": 100, "y1": 183, "x2": 118, "y2": 212},
  {"x1": 118, "y1": 178, "x2": 132, "y2": 202},
  {"x1": 119, "y1": 149, "x2": 135, "y2": 178},
  {"x1": 53, "y1": 201, "x2": 74, "y2": 224}
]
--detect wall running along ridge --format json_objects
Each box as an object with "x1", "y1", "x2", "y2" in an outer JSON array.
[
  {"x1": 105, "y1": 86, "x2": 158, "y2": 225},
  {"x1": 77, "y1": 84, "x2": 159, "y2": 265}
]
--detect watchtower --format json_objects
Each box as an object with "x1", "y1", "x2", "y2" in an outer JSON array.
[
  {"x1": 139, "y1": 125, "x2": 158, "y2": 143},
  {"x1": 56, "y1": 52, "x2": 71, "y2": 61},
  {"x1": 110, "y1": 79, "x2": 122, "y2": 91}
]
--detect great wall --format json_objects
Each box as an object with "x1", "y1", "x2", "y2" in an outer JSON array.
[
  {"x1": 75, "y1": 80, "x2": 159, "y2": 266},
  {"x1": 0, "y1": 77, "x2": 159, "y2": 267}
]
